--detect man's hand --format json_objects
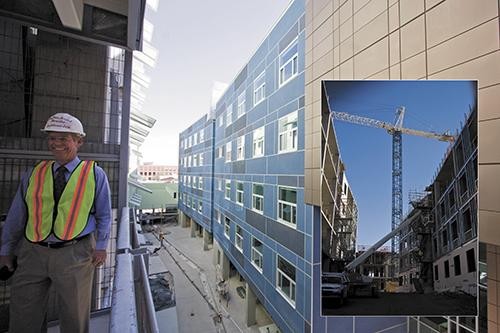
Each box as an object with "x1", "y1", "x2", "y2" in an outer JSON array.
[
  {"x1": 92, "y1": 250, "x2": 107, "y2": 267},
  {"x1": 0, "y1": 255, "x2": 15, "y2": 271}
]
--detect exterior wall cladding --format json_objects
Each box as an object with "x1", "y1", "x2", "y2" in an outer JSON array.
[{"x1": 179, "y1": 0, "x2": 499, "y2": 332}]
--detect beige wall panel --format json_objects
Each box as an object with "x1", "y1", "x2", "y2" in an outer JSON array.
[
  {"x1": 312, "y1": 147, "x2": 321, "y2": 168},
  {"x1": 333, "y1": 26, "x2": 341, "y2": 48},
  {"x1": 353, "y1": 37, "x2": 388, "y2": 79},
  {"x1": 312, "y1": 169, "x2": 321, "y2": 192},
  {"x1": 306, "y1": 0, "x2": 313, "y2": 25},
  {"x1": 313, "y1": 16, "x2": 333, "y2": 47},
  {"x1": 401, "y1": 52, "x2": 426, "y2": 79},
  {"x1": 339, "y1": 0, "x2": 353, "y2": 25},
  {"x1": 305, "y1": 82, "x2": 314, "y2": 107},
  {"x1": 399, "y1": 0, "x2": 424, "y2": 26},
  {"x1": 426, "y1": 0, "x2": 498, "y2": 48},
  {"x1": 478, "y1": 85, "x2": 500, "y2": 121},
  {"x1": 312, "y1": 78, "x2": 325, "y2": 103},
  {"x1": 333, "y1": 0, "x2": 340, "y2": 12},
  {"x1": 312, "y1": 50, "x2": 334, "y2": 80},
  {"x1": 353, "y1": 0, "x2": 386, "y2": 32},
  {"x1": 425, "y1": 0, "x2": 441, "y2": 9},
  {"x1": 333, "y1": 45, "x2": 340, "y2": 67},
  {"x1": 313, "y1": 0, "x2": 332, "y2": 17},
  {"x1": 305, "y1": 117, "x2": 313, "y2": 135},
  {"x1": 479, "y1": 119, "x2": 500, "y2": 164},
  {"x1": 479, "y1": 164, "x2": 500, "y2": 211},
  {"x1": 313, "y1": 129, "x2": 322, "y2": 149},
  {"x1": 312, "y1": 189, "x2": 320, "y2": 206},
  {"x1": 305, "y1": 149, "x2": 312, "y2": 168},
  {"x1": 333, "y1": 66, "x2": 340, "y2": 79},
  {"x1": 390, "y1": 64, "x2": 401, "y2": 79},
  {"x1": 389, "y1": 31, "x2": 400, "y2": 66},
  {"x1": 367, "y1": 69, "x2": 389, "y2": 79},
  {"x1": 333, "y1": 10, "x2": 340, "y2": 39},
  {"x1": 480, "y1": 210, "x2": 500, "y2": 246},
  {"x1": 354, "y1": 11, "x2": 388, "y2": 54},
  {"x1": 306, "y1": 50, "x2": 313, "y2": 70},
  {"x1": 313, "y1": 1, "x2": 334, "y2": 31},
  {"x1": 339, "y1": 58, "x2": 354, "y2": 79},
  {"x1": 429, "y1": 51, "x2": 500, "y2": 88},
  {"x1": 400, "y1": 16, "x2": 425, "y2": 60},
  {"x1": 305, "y1": 189, "x2": 312, "y2": 204},
  {"x1": 388, "y1": 3, "x2": 399, "y2": 33},
  {"x1": 427, "y1": 20, "x2": 500, "y2": 74},
  {"x1": 389, "y1": 0, "x2": 398, "y2": 5},
  {"x1": 340, "y1": 18, "x2": 353, "y2": 43},
  {"x1": 306, "y1": 33, "x2": 313, "y2": 54},
  {"x1": 313, "y1": 33, "x2": 334, "y2": 63},
  {"x1": 305, "y1": 133, "x2": 313, "y2": 151},
  {"x1": 339, "y1": 38, "x2": 354, "y2": 63},
  {"x1": 313, "y1": 112, "x2": 323, "y2": 133},
  {"x1": 354, "y1": 0, "x2": 370, "y2": 13},
  {"x1": 305, "y1": 62, "x2": 313, "y2": 84}
]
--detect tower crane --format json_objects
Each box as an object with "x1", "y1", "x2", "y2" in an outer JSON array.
[{"x1": 330, "y1": 108, "x2": 455, "y2": 258}]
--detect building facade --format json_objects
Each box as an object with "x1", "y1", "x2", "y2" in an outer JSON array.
[
  {"x1": 138, "y1": 163, "x2": 178, "y2": 182},
  {"x1": 178, "y1": 0, "x2": 497, "y2": 332}
]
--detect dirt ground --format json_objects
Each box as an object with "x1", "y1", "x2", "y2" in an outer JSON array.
[{"x1": 322, "y1": 291, "x2": 477, "y2": 316}]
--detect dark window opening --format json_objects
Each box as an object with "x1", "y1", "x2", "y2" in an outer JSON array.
[
  {"x1": 451, "y1": 221, "x2": 458, "y2": 240},
  {"x1": 463, "y1": 209, "x2": 472, "y2": 232},
  {"x1": 444, "y1": 260, "x2": 450, "y2": 278},
  {"x1": 454, "y1": 255, "x2": 461, "y2": 276},
  {"x1": 466, "y1": 248, "x2": 476, "y2": 273},
  {"x1": 434, "y1": 265, "x2": 439, "y2": 281}
]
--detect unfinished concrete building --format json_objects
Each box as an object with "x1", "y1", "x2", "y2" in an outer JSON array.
[
  {"x1": 432, "y1": 107, "x2": 478, "y2": 296},
  {"x1": 397, "y1": 192, "x2": 435, "y2": 293},
  {"x1": 321, "y1": 92, "x2": 358, "y2": 272}
]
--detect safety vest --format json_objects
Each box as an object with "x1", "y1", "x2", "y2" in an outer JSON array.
[{"x1": 24, "y1": 160, "x2": 96, "y2": 242}]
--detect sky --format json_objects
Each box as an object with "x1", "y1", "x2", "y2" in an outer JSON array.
[
  {"x1": 139, "y1": 0, "x2": 291, "y2": 165},
  {"x1": 324, "y1": 81, "x2": 476, "y2": 246}
]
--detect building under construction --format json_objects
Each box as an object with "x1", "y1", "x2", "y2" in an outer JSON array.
[{"x1": 396, "y1": 106, "x2": 477, "y2": 296}]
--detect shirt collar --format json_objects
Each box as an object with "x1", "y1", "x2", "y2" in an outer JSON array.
[{"x1": 54, "y1": 157, "x2": 80, "y2": 173}]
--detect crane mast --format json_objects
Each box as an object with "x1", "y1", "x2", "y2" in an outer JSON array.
[{"x1": 330, "y1": 108, "x2": 454, "y2": 272}]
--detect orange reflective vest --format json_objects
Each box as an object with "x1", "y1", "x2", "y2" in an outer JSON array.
[{"x1": 24, "y1": 160, "x2": 96, "y2": 242}]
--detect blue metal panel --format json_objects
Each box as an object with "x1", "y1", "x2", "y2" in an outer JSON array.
[{"x1": 267, "y1": 151, "x2": 305, "y2": 174}]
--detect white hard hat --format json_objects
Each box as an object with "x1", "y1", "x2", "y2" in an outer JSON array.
[{"x1": 41, "y1": 113, "x2": 86, "y2": 137}]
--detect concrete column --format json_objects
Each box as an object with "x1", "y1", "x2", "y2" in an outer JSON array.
[
  {"x1": 221, "y1": 250, "x2": 230, "y2": 281},
  {"x1": 245, "y1": 282, "x2": 257, "y2": 326},
  {"x1": 180, "y1": 211, "x2": 189, "y2": 228},
  {"x1": 190, "y1": 219, "x2": 196, "y2": 238},
  {"x1": 203, "y1": 229, "x2": 210, "y2": 251}
]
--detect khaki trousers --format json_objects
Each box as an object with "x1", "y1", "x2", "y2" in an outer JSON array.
[{"x1": 9, "y1": 235, "x2": 95, "y2": 333}]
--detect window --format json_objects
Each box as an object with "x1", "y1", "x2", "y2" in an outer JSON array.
[
  {"x1": 454, "y1": 255, "x2": 461, "y2": 276},
  {"x1": 466, "y1": 248, "x2": 476, "y2": 273},
  {"x1": 188, "y1": 136, "x2": 192, "y2": 147},
  {"x1": 183, "y1": 156, "x2": 187, "y2": 166},
  {"x1": 225, "y1": 180, "x2": 231, "y2": 200},
  {"x1": 217, "y1": 178, "x2": 222, "y2": 191},
  {"x1": 198, "y1": 201, "x2": 203, "y2": 213},
  {"x1": 251, "y1": 238, "x2": 263, "y2": 271},
  {"x1": 253, "y1": 71, "x2": 266, "y2": 105},
  {"x1": 279, "y1": 38, "x2": 298, "y2": 86},
  {"x1": 218, "y1": 115, "x2": 223, "y2": 127},
  {"x1": 441, "y1": 229, "x2": 448, "y2": 247},
  {"x1": 188, "y1": 155, "x2": 192, "y2": 167},
  {"x1": 194, "y1": 132, "x2": 198, "y2": 145},
  {"x1": 253, "y1": 126, "x2": 264, "y2": 157},
  {"x1": 215, "y1": 210, "x2": 221, "y2": 223},
  {"x1": 235, "y1": 225, "x2": 243, "y2": 252},
  {"x1": 193, "y1": 155, "x2": 198, "y2": 167},
  {"x1": 199, "y1": 153, "x2": 204, "y2": 166},
  {"x1": 226, "y1": 142, "x2": 232, "y2": 162},
  {"x1": 278, "y1": 187, "x2": 297, "y2": 227},
  {"x1": 226, "y1": 104, "x2": 232, "y2": 126},
  {"x1": 434, "y1": 265, "x2": 439, "y2": 281},
  {"x1": 276, "y1": 255, "x2": 296, "y2": 306},
  {"x1": 200, "y1": 130, "x2": 204, "y2": 142},
  {"x1": 216, "y1": 146, "x2": 223, "y2": 158},
  {"x1": 451, "y1": 220, "x2": 458, "y2": 240},
  {"x1": 463, "y1": 208, "x2": 472, "y2": 232},
  {"x1": 199, "y1": 177, "x2": 203, "y2": 190},
  {"x1": 252, "y1": 183, "x2": 264, "y2": 213},
  {"x1": 224, "y1": 217, "x2": 230, "y2": 239},
  {"x1": 187, "y1": 176, "x2": 191, "y2": 187},
  {"x1": 444, "y1": 260, "x2": 450, "y2": 278},
  {"x1": 236, "y1": 182, "x2": 244, "y2": 205},
  {"x1": 237, "y1": 136, "x2": 245, "y2": 160},
  {"x1": 237, "y1": 92, "x2": 245, "y2": 118},
  {"x1": 278, "y1": 112, "x2": 298, "y2": 153}
]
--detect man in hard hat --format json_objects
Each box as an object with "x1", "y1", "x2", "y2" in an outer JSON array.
[{"x1": 0, "y1": 113, "x2": 112, "y2": 333}]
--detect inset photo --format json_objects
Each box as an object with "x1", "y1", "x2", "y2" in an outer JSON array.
[{"x1": 320, "y1": 80, "x2": 477, "y2": 316}]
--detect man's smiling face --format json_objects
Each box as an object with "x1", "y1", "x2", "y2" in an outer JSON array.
[{"x1": 46, "y1": 132, "x2": 83, "y2": 165}]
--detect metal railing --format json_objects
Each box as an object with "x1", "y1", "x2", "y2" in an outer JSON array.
[{"x1": 110, "y1": 207, "x2": 159, "y2": 333}]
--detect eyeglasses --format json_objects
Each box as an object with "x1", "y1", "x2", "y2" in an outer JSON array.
[{"x1": 46, "y1": 135, "x2": 72, "y2": 143}]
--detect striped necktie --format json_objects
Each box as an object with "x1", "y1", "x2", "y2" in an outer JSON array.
[{"x1": 54, "y1": 166, "x2": 67, "y2": 205}]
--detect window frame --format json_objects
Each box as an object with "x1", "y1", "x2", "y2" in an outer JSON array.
[
  {"x1": 236, "y1": 135, "x2": 245, "y2": 161},
  {"x1": 236, "y1": 182, "x2": 244, "y2": 206},
  {"x1": 278, "y1": 112, "x2": 298, "y2": 153},
  {"x1": 252, "y1": 126, "x2": 265, "y2": 158},
  {"x1": 225, "y1": 180, "x2": 231, "y2": 200},
  {"x1": 251, "y1": 237, "x2": 263, "y2": 272},
  {"x1": 235, "y1": 225, "x2": 243, "y2": 252},
  {"x1": 226, "y1": 104, "x2": 233, "y2": 127},
  {"x1": 253, "y1": 71, "x2": 266, "y2": 106},
  {"x1": 226, "y1": 141, "x2": 232, "y2": 162},
  {"x1": 237, "y1": 91, "x2": 246, "y2": 118},
  {"x1": 278, "y1": 38, "x2": 298, "y2": 87},
  {"x1": 252, "y1": 183, "x2": 264, "y2": 213},
  {"x1": 276, "y1": 254, "x2": 296, "y2": 307},
  {"x1": 224, "y1": 217, "x2": 230, "y2": 239},
  {"x1": 277, "y1": 186, "x2": 297, "y2": 228}
]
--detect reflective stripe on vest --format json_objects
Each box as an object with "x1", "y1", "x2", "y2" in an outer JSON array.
[{"x1": 25, "y1": 160, "x2": 96, "y2": 242}]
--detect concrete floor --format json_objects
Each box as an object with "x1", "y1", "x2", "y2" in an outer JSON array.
[{"x1": 145, "y1": 223, "x2": 277, "y2": 333}]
